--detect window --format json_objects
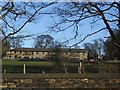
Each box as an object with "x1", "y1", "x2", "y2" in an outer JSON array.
[
  {"x1": 32, "y1": 52, "x2": 34, "y2": 55},
  {"x1": 65, "y1": 52, "x2": 68, "y2": 54},
  {"x1": 47, "y1": 52, "x2": 50, "y2": 55},
  {"x1": 25, "y1": 51, "x2": 27, "y2": 54},
  {"x1": 8, "y1": 51, "x2": 11, "y2": 54},
  {"x1": 82, "y1": 53, "x2": 86, "y2": 56},
  {"x1": 11, "y1": 51, "x2": 15, "y2": 54}
]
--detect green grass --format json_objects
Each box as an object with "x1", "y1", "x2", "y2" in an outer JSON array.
[
  {"x1": 2, "y1": 59, "x2": 79, "y2": 73},
  {"x1": 2, "y1": 60, "x2": 54, "y2": 66},
  {"x1": 2, "y1": 59, "x2": 78, "y2": 66},
  {"x1": 2, "y1": 59, "x2": 119, "y2": 73}
]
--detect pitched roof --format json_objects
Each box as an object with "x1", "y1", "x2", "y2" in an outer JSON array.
[{"x1": 9, "y1": 48, "x2": 88, "y2": 53}]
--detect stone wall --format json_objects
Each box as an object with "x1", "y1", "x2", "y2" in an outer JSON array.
[{"x1": 2, "y1": 78, "x2": 120, "y2": 89}]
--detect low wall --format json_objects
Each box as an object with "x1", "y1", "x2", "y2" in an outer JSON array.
[{"x1": 1, "y1": 73, "x2": 120, "y2": 89}]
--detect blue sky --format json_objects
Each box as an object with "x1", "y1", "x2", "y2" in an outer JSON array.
[
  {"x1": 21, "y1": 14, "x2": 110, "y2": 48},
  {"x1": 2, "y1": 2, "x2": 117, "y2": 49}
]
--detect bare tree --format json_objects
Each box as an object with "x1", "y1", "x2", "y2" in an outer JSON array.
[
  {"x1": 1, "y1": 2, "x2": 120, "y2": 48},
  {"x1": 49, "y1": 2, "x2": 120, "y2": 48},
  {"x1": 104, "y1": 30, "x2": 120, "y2": 60},
  {"x1": 94, "y1": 39, "x2": 104, "y2": 58},
  {"x1": 8, "y1": 35, "x2": 32, "y2": 48},
  {"x1": 83, "y1": 38, "x2": 104, "y2": 60},
  {"x1": 34, "y1": 34, "x2": 54, "y2": 48},
  {"x1": 83, "y1": 42, "x2": 98, "y2": 60},
  {"x1": 1, "y1": 2, "x2": 56, "y2": 42},
  {"x1": 2, "y1": 40, "x2": 10, "y2": 57}
]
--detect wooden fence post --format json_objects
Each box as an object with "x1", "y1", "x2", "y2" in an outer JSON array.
[{"x1": 23, "y1": 64, "x2": 26, "y2": 74}]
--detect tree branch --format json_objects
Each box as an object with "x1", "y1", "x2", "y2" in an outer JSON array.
[
  {"x1": 90, "y1": 2, "x2": 120, "y2": 48},
  {"x1": 70, "y1": 28, "x2": 106, "y2": 48},
  {"x1": 2, "y1": 2, "x2": 14, "y2": 18},
  {"x1": 1, "y1": 2, "x2": 56, "y2": 42}
]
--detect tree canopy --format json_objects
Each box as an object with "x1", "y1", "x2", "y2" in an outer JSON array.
[
  {"x1": 104, "y1": 30, "x2": 120, "y2": 60},
  {"x1": 34, "y1": 34, "x2": 54, "y2": 48},
  {"x1": 2, "y1": 40, "x2": 10, "y2": 57}
]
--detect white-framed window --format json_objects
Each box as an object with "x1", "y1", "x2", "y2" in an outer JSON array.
[{"x1": 8, "y1": 51, "x2": 11, "y2": 54}]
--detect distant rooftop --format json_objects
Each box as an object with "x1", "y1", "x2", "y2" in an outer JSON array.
[{"x1": 9, "y1": 48, "x2": 88, "y2": 53}]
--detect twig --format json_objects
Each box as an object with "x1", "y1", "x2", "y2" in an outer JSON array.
[{"x1": 70, "y1": 28, "x2": 106, "y2": 48}]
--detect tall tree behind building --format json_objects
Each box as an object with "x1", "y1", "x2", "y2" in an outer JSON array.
[
  {"x1": 34, "y1": 35, "x2": 54, "y2": 48},
  {"x1": 104, "y1": 30, "x2": 120, "y2": 60},
  {"x1": 2, "y1": 40, "x2": 10, "y2": 58},
  {"x1": 9, "y1": 35, "x2": 24, "y2": 49},
  {"x1": 83, "y1": 38, "x2": 104, "y2": 60}
]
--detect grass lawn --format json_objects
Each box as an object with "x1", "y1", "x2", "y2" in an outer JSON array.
[
  {"x1": 2, "y1": 59, "x2": 79, "y2": 73},
  {"x1": 2, "y1": 59, "x2": 119, "y2": 73},
  {"x1": 2, "y1": 59, "x2": 79, "y2": 66},
  {"x1": 2, "y1": 60, "x2": 54, "y2": 66}
]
